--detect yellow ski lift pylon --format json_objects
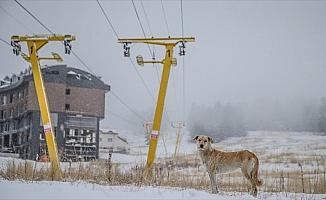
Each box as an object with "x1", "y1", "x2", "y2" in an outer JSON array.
[
  {"x1": 118, "y1": 37, "x2": 195, "y2": 178},
  {"x1": 10, "y1": 34, "x2": 75, "y2": 179}
]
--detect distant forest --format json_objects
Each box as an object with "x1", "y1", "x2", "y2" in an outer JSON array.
[{"x1": 188, "y1": 98, "x2": 326, "y2": 141}]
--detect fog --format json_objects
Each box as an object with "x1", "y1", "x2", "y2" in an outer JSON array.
[{"x1": 1, "y1": 0, "x2": 326, "y2": 134}]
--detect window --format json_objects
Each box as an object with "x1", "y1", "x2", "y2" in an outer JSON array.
[
  {"x1": 3, "y1": 96, "x2": 6, "y2": 105},
  {"x1": 5, "y1": 122, "x2": 9, "y2": 131},
  {"x1": 65, "y1": 104, "x2": 70, "y2": 110},
  {"x1": 9, "y1": 94, "x2": 13, "y2": 103},
  {"x1": 54, "y1": 127, "x2": 57, "y2": 137},
  {"x1": 66, "y1": 89, "x2": 70, "y2": 95},
  {"x1": 108, "y1": 138, "x2": 112, "y2": 142},
  {"x1": 99, "y1": 138, "x2": 102, "y2": 142},
  {"x1": 74, "y1": 129, "x2": 79, "y2": 136},
  {"x1": 0, "y1": 110, "x2": 4, "y2": 119}
]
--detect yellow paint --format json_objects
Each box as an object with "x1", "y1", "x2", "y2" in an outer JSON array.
[
  {"x1": 146, "y1": 44, "x2": 174, "y2": 169},
  {"x1": 172, "y1": 121, "x2": 185, "y2": 159},
  {"x1": 118, "y1": 37, "x2": 195, "y2": 176},
  {"x1": 11, "y1": 35, "x2": 75, "y2": 179}
]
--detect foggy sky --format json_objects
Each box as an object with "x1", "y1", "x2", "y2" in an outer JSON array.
[{"x1": 1, "y1": 0, "x2": 326, "y2": 130}]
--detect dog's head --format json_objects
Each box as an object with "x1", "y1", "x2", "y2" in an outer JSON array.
[{"x1": 193, "y1": 135, "x2": 214, "y2": 151}]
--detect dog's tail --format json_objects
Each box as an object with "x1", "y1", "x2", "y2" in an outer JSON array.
[{"x1": 252, "y1": 154, "x2": 263, "y2": 186}]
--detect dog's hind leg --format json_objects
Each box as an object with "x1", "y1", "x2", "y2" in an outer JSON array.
[
  {"x1": 241, "y1": 161, "x2": 257, "y2": 197},
  {"x1": 208, "y1": 171, "x2": 218, "y2": 194}
]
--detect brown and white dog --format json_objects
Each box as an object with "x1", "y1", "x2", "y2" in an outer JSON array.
[{"x1": 193, "y1": 135, "x2": 262, "y2": 197}]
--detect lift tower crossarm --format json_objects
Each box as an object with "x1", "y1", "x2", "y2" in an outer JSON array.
[
  {"x1": 118, "y1": 37, "x2": 195, "y2": 179},
  {"x1": 118, "y1": 37, "x2": 195, "y2": 46},
  {"x1": 10, "y1": 34, "x2": 75, "y2": 180},
  {"x1": 11, "y1": 34, "x2": 75, "y2": 42}
]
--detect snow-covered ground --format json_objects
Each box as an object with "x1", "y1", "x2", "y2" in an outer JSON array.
[
  {"x1": 2, "y1": 130, "x2": 324, "y2": 172},
  {"x1": 1, "y1": 131, "x2": 325, "y2": 199},
  {"x1": 99, "y1": 129, "x2": 197, "y2": 164},
  {"x1": 100, "y1": 130, "x2": 326, "y2": 172},
  {"x1": 0, "y1": 180, "x2": 324, "y2": 200}
]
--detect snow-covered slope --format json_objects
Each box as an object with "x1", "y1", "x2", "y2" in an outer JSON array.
[
  {"x1": 100, "y1": 130, "x2": 326, "y2": 171},
  {"x1": 0, "y1": 180, "x2": 323, "y2": 200}
]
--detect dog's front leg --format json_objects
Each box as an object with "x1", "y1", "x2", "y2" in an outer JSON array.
[{"x1": 208, "y1": 171, "x2": 218, "y2": 194}]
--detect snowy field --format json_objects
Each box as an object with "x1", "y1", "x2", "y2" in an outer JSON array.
[
  {"x1": 100, "y1": 130, "x2": 326, "y2": 172},
  {"x1": 0, "y1": 180, "x2": 324, "y2": 200},
  {"x1": 1, "y1": 131, "x2": 326, "y2": 199}
]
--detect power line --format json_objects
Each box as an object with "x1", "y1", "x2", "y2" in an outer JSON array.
[
  {"x1": 70, "y1": 50, "x2": 96, "y2": 75},
  {"x1": 155, "y1": 0, "x2": 183, "y2": 121},
  {"x1": 96, "y1": 0, "x2": 119, "y2": 39},
  {"x1": 181, "y1": 0, "x2": 184, "y2": 37},
  {"x1": 0, "y1": 5, "x2": 34, "y2": 34},
  {"x1": 109, "y1": 111, "x2": 141, "y2": 126},
  {"x1": 96, "y1": 0, "x2": 155, "y2": 102},
  {"x1": 160, "y1": 0, "x2": 170, "y2": 36},
  {"x1": 130, "y1": 0, "x2": 172, "y2": 124},
  {"x1": 14, "y1": 0, "x2": 52, "y2": 34},
  {"x1": 96, "y1": 0, "x2": 155, "y2": 101},
  {"x1": 95, "y1": 0, "x2": 158, "y2": 123},
  {"x1": 14, "y1": 0, "x2": 97, "y2": 76},
  {"x1": 129, "y1": 57, "x2": 155, "y2": 101},
  {"x1": 181, "y1": 0, "x2": 186, "y2": 122},
  {"x1": 139, "y1": 0, "x2": 161, "y2": 84},
  {"x1": 13, "y1": 0, "x2": 146, "y2": 124},
  {"x1": 131, "y1": 0, "x2": 148, "y2": 41},
  {"x1": 111, "y1": 91, "x2": 145, "y2": 122},
  {"x1": 130, "y1": 0, "x2": 154, "y2": 59},
  {"x1": 0, "y1": 37, "x2": 11, "y2": 47},
  {"x1": 140, "y1": 0, "x2": 153, "y2": 37}
]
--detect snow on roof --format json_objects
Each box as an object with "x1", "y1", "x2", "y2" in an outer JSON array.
[
  {"x1": 100, "y1": 129, "x2": 118, "y2": 135},
  {"x1": 67, "y1": 70, "x2": 78, "y2": 75}
]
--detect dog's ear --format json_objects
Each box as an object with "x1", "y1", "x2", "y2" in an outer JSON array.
[
  {"x1": 208, "y1": 136, "x2": 214, "y2": 143},
  {"x1": 193, "y1": 135, "x2": 199, "y2": 141}
]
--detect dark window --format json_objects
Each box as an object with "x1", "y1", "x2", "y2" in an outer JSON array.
[
  {"x1": 9, "y1": 94, "x2": 13, "y2": 103},
  {"x1": 54, "y1": 127, "x2": 57, "y2": 137},
  {"x1": 64, "y1": 128, "x2": 69, "y2": 138},
  {"x1": 74, "y1": 129, "x2": 79, "y2": 136},
  {"x1": 65, "y1": 104, "x2": 70, "y2": 110},
  {"x1": 46, "y1": 70, "x2": 59, "y2": 75},
  {"x1": 108, "y1": 138, "x2": 112, "y2": 142},
  {"x1": 66, "y1": 89, "x2": 70, "y2": 95}
]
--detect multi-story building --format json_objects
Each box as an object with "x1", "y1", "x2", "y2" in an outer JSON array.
[{"x1": 0, "y1": 64, "x2": 110, "y2": 161}]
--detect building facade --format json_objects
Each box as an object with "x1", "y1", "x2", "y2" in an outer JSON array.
[
  {"x1": 99, "y1": 130, "x2": 130, "y2": 155},
  {"x1": 0, "y1": 65, "x2": 110, "y2": 161}
]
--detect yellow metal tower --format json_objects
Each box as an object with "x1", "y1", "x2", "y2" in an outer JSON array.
[
  {"x1": 118, "y1": 37, "x2": 195, "y2": 177},
  {"x1": 172, "y1": 121, "x2": 185, "y2": 159},
  {"x1": 10, "y1": 34, "x2": 75, "y2": 179}
]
